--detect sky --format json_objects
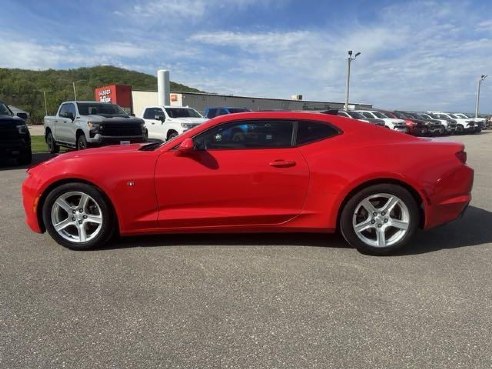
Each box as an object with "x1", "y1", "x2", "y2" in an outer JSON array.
[{"x1": 1, "y1": 0, "x2": 491, "y2": 113}]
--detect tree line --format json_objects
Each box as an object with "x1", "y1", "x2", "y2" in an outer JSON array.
[{"x1": 0, "y1": 65, "x2": 200, "y2": 124}]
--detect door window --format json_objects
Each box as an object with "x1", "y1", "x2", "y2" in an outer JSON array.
[{"x1": 194, "y1": 120, "x2": 294, "y2": 150}]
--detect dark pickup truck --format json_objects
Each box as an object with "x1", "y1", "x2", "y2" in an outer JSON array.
[{"x1": 0, "y1": 101, "x2": 31, "y2": 165}]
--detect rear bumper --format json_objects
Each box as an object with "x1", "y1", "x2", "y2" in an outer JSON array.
[{"x1": 423, "y1": 165, "x2": 474, "y2": 229}]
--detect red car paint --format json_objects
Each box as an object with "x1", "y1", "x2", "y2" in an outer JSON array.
[{"x1": 22, "y1": 112, "x2": 473, "y2": 238}]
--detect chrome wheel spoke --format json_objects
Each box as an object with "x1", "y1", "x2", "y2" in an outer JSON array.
[
  {"x1": 78, "y1": 224, "x2": 88, "y2": 242},
  {"x1": 54, "y1": 218, "x2": 73, "y2": 232},
  {"x1": 376, "y1": 228, "x2": 386, "y2": 247},
  {"x1": 78, "y1": 194, "x2": 90, "y2": 211},
  {"x1": 382, "y1": 196, "x2": 399, "y2": 213},
  {"x1": 389, "y1": 218, "x2": 409, "y2": 230},
  {"x1": 360, "y1": 199, "x2": 377, "y2": 214},
  {"x1": 354, "y1": 218, "x2": 374, "y2": 233},
  {"x1": 55, "y1": 198, "x2": 73, "y2": 213},
  {"x1": 85, "y1": 214, "x2": 102, "y2": 225}
]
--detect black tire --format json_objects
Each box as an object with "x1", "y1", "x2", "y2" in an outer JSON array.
[
  {"x1": 339, "y1": 184, "x2": 419, "y2": 255},
  {"x1": 46, "y1": 131, "x2": 60, "y2": 154},
  {"x1": 18, "y1": 148, "x2": 32, "y2": 165},
  {"x1": 167, "y1": 131, "x2": 179, "y2": 141},
  {"x1": 42, "y1": 183, "x2": 115, "y2": 250},
  {"x1": 77, "y1": 134, "x2": 88, "y2": 150}
]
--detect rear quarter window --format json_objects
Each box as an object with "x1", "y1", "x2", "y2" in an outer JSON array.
[{"x1": 296, "y1": 121, "x2": 339, "y2": 146}]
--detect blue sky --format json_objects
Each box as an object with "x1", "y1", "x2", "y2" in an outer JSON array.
[{"x1": 1, "y1": 0, "x2": 491, "y2": 112}]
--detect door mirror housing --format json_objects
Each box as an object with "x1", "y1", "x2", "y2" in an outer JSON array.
[
  {"x1": 155, "y1": 114, "x2": 165, "y2": 122},
  {"x1": 177, "y1": 138, "x2": 195, "y2": 154},
  {"x1": 16, "y1": 112, "x2": 28, "y2": 120}
]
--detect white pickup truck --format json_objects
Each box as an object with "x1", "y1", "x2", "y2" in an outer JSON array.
[
  {"x1": 44, "y1": 101, "x2": 147, "y2": 153},
  {"x1": 139, "y1": 106, "x2": 207, "y2": 141}
]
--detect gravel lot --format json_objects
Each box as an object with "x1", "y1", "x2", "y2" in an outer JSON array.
[{"x1": 1, "y1": 132, "x2": 491, "y2": 369}]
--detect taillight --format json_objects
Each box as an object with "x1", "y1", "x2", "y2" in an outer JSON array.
[{"x1": 456, "y1": 151, "x2": 467, "y2": 164}]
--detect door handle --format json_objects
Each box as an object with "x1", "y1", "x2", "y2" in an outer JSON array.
[{"x1": 269, "y1": 160, "x2": 296, "y2": 168}]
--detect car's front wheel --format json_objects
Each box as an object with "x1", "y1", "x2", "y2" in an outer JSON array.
[
  {"x1": 340, "y1": 184, "x2": 419, "y2": 255},
  {"x1": 77, "y1": 134, "x2": 88, "y2": 150},
  {"x1": 42, "y1": 183, "x2": 115, "y2": 250}
]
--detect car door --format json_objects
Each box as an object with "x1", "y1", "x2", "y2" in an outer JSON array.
[
  {"x1": 56, "y1": 103, "x2": 76, "y2": 144},
  {"x1": 154, "y1": 119, "x2": 310, "y2": 229},
  {"x1": 144, "y1": 107, "x2": 166, "y2": 140}
]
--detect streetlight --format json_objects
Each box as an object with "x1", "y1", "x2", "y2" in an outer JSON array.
[
  {"x1": 345, "y1": 50, "x2": 361, "y2": 111},
  {"x1": 475, "y1": 74, "x2": 487, "y2": 119},
  {"x1": 72, "y1": 80, "x2": 86, "y2": 101}
]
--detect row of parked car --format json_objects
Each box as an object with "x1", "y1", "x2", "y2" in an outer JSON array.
[{"x1": 337, "y1": 110, "x2": 487, "y2": 136}]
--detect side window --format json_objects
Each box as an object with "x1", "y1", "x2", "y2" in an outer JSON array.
[
  {"x1": 217, "y1": 108, "x2": 227, "y2": 116},
  {"x1": 296, "y1": 121, "x2": 339, "y2": 146},
  {"x1": 194, "y1": 120, "x2": 294, "y2": 150},
  {"x1": 144, "y1": 108, "x2": 164, "y2": 120},
  {"x1": 59, "y1": 103, "x2": 75, "y2": 118},
  {"x1": 206, "y1": 109, "x2": 217, "y2": 118}
]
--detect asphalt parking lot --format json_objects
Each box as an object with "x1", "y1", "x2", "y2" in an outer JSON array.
[{"x1": 1, "y1": 132, "x2": 491, "y2": 369}]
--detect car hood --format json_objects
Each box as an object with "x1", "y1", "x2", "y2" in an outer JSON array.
[{"x1": 0, "y1": 115, "x2": 24, "y2": 125}]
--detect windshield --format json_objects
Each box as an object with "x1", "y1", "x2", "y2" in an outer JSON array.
[
  {"x1": 0, "y1": 102, "x2": 13, "y2": 116},
  {"x1": 347, "y1": 111, "x2": 366, "y2": 119},
  {"x1": 373, "y1": 112, "x2": 388, "y2": 119},
  {"x1": 419, "y1": 114, "x2": 432, "y2": 119},
  {"x1": 77, "y1": 103, "x2": 128, "y2": 116},
  {"x1": 165, "y1": 108, "x2": 202, "y2": 118},
  {"x1": 452, "y1": 113, "x2": 466, "y2": 119}
]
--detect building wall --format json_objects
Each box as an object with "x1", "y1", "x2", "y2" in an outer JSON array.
[{"x1": 132, "y1": 91, "x2": 372, "y2": 116}]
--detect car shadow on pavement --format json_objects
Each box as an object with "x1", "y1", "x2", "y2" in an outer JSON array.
[
  {"x1": 104, "y1": 206, "x2": 491, "y2": 255},
  {"x1": 399, "y1": 205, "x2": 492, "y2": 255},
  {"x1": 106, "y1": 232, "x2": 349, "y2": 251},
  {"x1": 0, "y1": 152, "x2": 57, "y2": 171}
]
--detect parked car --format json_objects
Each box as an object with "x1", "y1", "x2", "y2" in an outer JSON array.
[
  {"x1": 204, "y1": 107, "x2": 251, "y2": 119},
  {"x1": 0, "y1": 100, "x2": 32, "y2": 165},
  {"x1": 394, "y1": 111, "x2": 447, "y2": 136},
  {"x1": 454, "y1": 113, "x2": 486, "y2": 130},
  {"x1": 356, "y1": 110, "x2": 408, "y2": 133},
  {"x1": 337, "y1": 110, "x2": 385, "y2": 126},
  {"x1": 22, "y1": 111, "x2": 473, "y2": 255},
  {"x1": 428, "y1": 112, "x2": 477, "y2": 134},
  {"x1": 391, "y1": 111, "x2": 429, "y2": 136},
  {"x1": 413, "y1": 112, "x2": 457, "y2": 135},
  {"x1": 140, "y1": 106, "x2": 207, "y2": 141},
  {"x1": 44, "y1": 101, "x2": 147, "y2": 152}
]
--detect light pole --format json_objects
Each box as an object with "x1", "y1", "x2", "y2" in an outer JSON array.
[
  {"x1": 475, "y1": 74, "x2": 487, "y2": 119},
  {"x1": 72, "y1": 80, "x2": 86, "y2": 101},
  {"x1": 345, "y1": 50, "x2": 361, "y2": 111}
]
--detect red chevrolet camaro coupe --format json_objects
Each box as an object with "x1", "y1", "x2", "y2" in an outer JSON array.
[{"x1": 22, "y1": 112, "x2": 473, "y2": 255}]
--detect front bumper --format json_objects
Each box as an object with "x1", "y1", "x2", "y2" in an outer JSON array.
[
  {"x1": 88, "y1": 134, "x2": 147, "y2": 145},
  {"x1": 0, "y1": 139, "x2": 31, "y2": 158}
]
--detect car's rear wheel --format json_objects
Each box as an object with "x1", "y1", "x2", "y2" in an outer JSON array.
[
  {"x1": 46, "y1": 131, "x2": 60, "y2": 154},
  {"x1": 42, "y1": 183, "x2": 115, "y2": 250},
  {"x1": 340, "y1": 184, "x2": 419, "y2": 255}
]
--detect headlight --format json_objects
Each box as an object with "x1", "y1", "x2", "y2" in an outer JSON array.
[
  {"x1": 87, "y1": 121, "x2": 101, "y2": 130},
  {"x1": 181, "y1": 123, "x2": 195, "y2": 129},
  {"x1": 16, "y1": 124, "x2": 29, "y2": 134}
]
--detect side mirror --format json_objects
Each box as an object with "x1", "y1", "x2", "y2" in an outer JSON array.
[
  {"x1": 155, "y1": 114, "x2": 165, "y2": 122},
  {"x1": 176, "y1": 138, "x2": 195, "y2": 155},
  {"x1": 67, "y1": 112, "x2": 75, "y2": 121},
  {"x1": 16, "y1": 112, "x2": 28, "y2": 120}
]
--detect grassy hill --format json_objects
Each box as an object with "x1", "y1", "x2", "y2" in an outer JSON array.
[{"x1": 0, "y1": 66, "x2": 201, "y2": 123}]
